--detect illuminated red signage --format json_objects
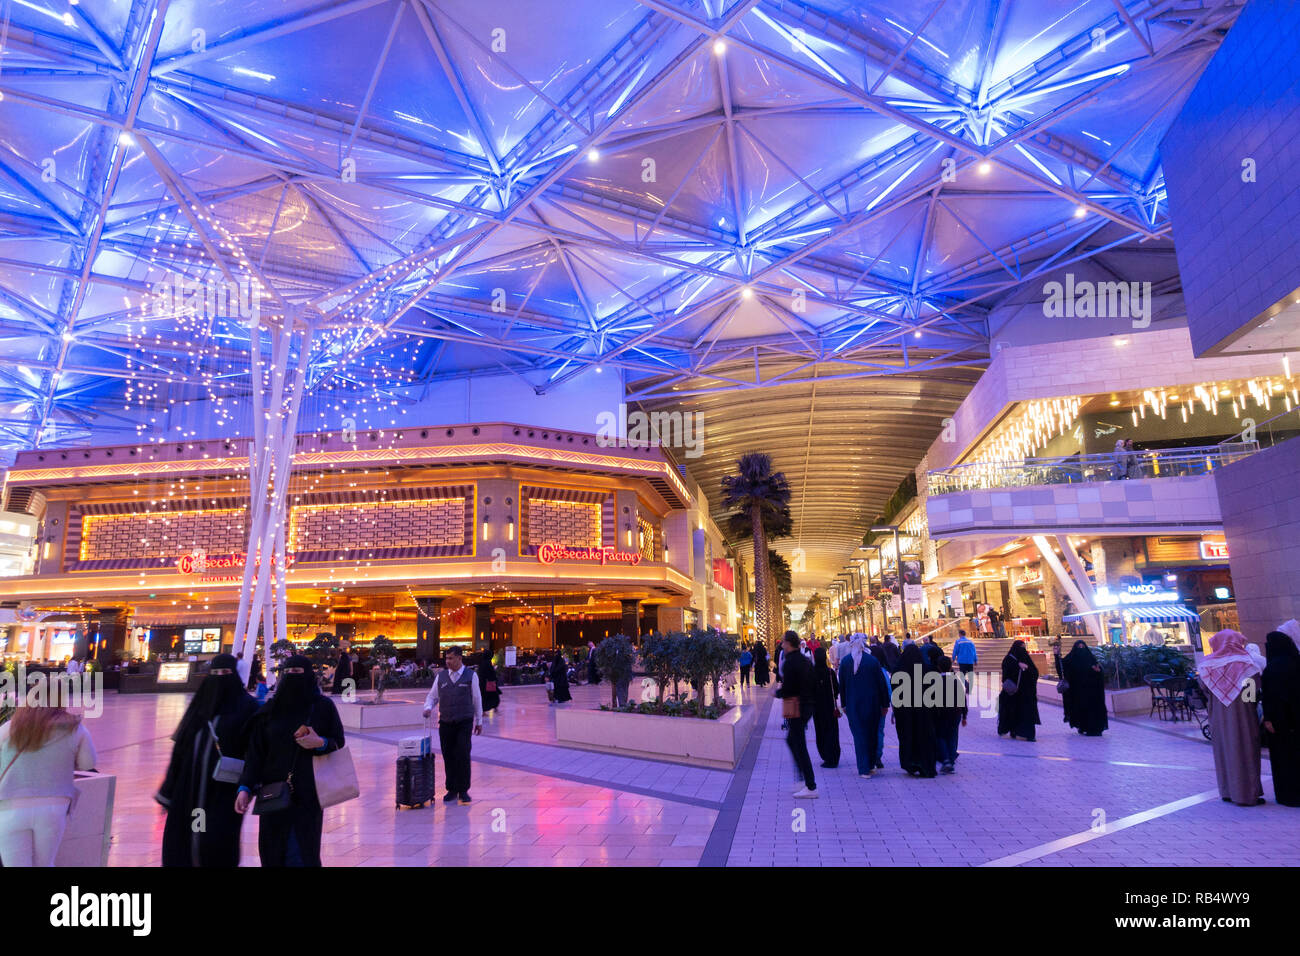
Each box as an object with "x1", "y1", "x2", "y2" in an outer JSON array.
[
  {"x1": 1200, "y1": 540, "x2": 1229, "y2": 560},
  {"x1": 712, "y1": 558, "x2": 734, "y2": 591},
  {"x1": 536, "y1": 543, "x2": 642, "y2": 566},
  {"x1": 177, "y1": 552, "x2": 294, "y2": 577}
]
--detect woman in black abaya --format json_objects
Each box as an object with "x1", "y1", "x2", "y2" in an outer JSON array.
[
  {"x1": 893, "y1": 643, "x2": 938, "y2": 777},
  {"x1": 550, "y1": 653, "x2": 572, "y2": 703},
  {"x1": 1061, "y1": 640, "x2": 1108, "y2": 736},
  {"x1": 158, "y1": 654, "x2": 259, "y2": 866},
  {"x1": 478, "y1": 651, "x2": 502, "y2": 714},
  {"x1": 811, "y1": 646, "x2": 841, "y2": 768},
  {"x1": 753, "y1": 643, "x2": 770, "y2": 687},
  {"x1": 997, "y1": 640, "x2": 1041, "y2": 741},
  {"x1": 236, "y1": 655, "x2": 345, "y2": 867},
  {"x1": 1261, "y1": 630, "x2": 1300, "y2": 807}
]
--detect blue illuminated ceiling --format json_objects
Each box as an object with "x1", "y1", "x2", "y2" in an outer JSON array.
[
  {"x1": 0, "y1": 0, "x2": 1242, "y2": 449},
  {"x1": 0, "y1": 0, "x2": 1243, "y2": 598}
]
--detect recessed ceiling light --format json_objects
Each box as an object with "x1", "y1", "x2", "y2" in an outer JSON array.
[
  {"x1": 1114, "y1": 338, "x2": 1128, "y2": 346},
  {"x1": 586, "y1": 148, "x2": 599, "y2": 161},
  {"x1": 741, "y1": 287, "x2": 753, "y2": 299},
  {"x1": 1074, "y1": 205, "x2": 1087, "y2": 218},
  {"x1": 978, "y1": 161, "x2": 992, "y2": 175},
  {"x1": 713, "y1": 39, "x2": 727, "y2": 55}
]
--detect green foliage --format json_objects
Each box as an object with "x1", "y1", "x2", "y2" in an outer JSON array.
[
  {"x1": 592, "y1": 634, "x2": 637, "y2": 707},
  {"x1": 638, "y1": 631, "x2": 686, "y2": 703},
  {"x1": 1090, "y1": 642, "x2": 1193, "y2": 689},
  {"x1": 768, "y1": 551, "x2": 792, "y2": 597},
  {"x1": 268, "y1": 639, "x2": 296, "y2": 664},
  {"x1": 599, "y1": 692, "x2": 726, "y2": 720},
  {"x1": 370, "y1": 634, "x2": 398, "y2": 663},
  {"x1": 303, "y1": 632, "x2": 339, "y2": 683}
]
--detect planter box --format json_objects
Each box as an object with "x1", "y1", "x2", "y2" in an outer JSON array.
[
  {"x1": 554, "y1": 702, "x2": 759, "y2": 769},
  {"x1": 337, "y1": 700, "x2": 425, "y2": 730},
  {"x1": 55, "y1": 771, "x2": 115, "y2": 866},
  {"x1": 1036, "y1": 681, "x2": 1152, "y2": 716}
]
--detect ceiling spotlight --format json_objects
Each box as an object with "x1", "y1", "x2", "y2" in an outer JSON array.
[
  {"x1": 586, "y1": 148, "x2": 599, "y2": 161},
  {"x1": 741, "y1": 286, "x2": 754, "y2": 299},
  {"x1": 595, "y1": 366, "x2": 603, "y2": 373},
  {"x1": 1074, "y1": 205, "x2": 1087, "y2": 218},
  {"x1": 913, "y1": 331, "x2": 922, "y2": 338},
  {"x1": 713, "y1": 39, "x2": 727, "y2": 55},
  {"x1": 977, "y1": 161, "x2": 992, "y2": 175},
  {"x1": 1114, "y1": 338, "x2": 1128, "y2": 347}
]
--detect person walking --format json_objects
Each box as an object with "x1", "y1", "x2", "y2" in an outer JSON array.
[
  {"x1": 158, "y1": 653, "x2": 259, "y2": 866},
  {"x1": 0, "y1": 704, "x2": 97, "y2": 866},
  {"x1": 997, "y1": 640, "x2": 1041, "y2": 741},
  {"x1": 1124, "y1": 439, "x2": 1142, "y2": 479},
  {"x1": 549, "y1": 651, "x2": 572, "y2": 704},
  {"x1": 477, "y1": 650, "x2": 501, "y2": 715},
  {"x1": 1060, "y1": 640, "x2": 1108, "y2": 736},
  {"x1": 235, "y1": 655, "x2": 346, "y2": 866},
  {"x1": 1262, "y1": 627, "x2": 1300, "y2": 807},
  {"x1": 329, "y1": 642, "x2": 352, "y2": 696},
  {"x1": 951, "y1": 629, "x2": 977, "y2": 692},
  {"x1": 753, "y1": 642, "x2": 770, "y2": 687},
  {"x1": 934, "y1": 655, "x2": 967, "y2": 774},
  {"x1": 421, "y1": 645, "x2": 483, "y2": 805},
  {"x1": 811, "y1": 647, "x2": 841, "y2": 769},
  {"x1": 1197, "y1": 629, "x2": 1265, "y2": 806},
  {"x1": 739, "y1": 647, "x2": 753, "y2": 688},
  {"x1": 893, "y1": 643, "x2": 938, "y2": 777},
  {"x1": 774, "y1": 631, "x2": 817, "y2": 798},
  {"x1": 838, "y1": 634, "x2": 890, "y2": 776},
  {"x1": 1111, "y1": 438, "x2": 1128, "y2": 479}
]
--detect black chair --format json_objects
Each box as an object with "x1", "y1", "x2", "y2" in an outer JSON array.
[{"x1": 1145, "y1": 674, "x2": 1175, "y2": 720}]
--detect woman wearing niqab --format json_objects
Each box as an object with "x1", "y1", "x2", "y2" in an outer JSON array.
[
  {"x1": 753, "y1": 643, "x2": 770, "y2": 687},
  {"x1": 811, "y1": 646, "x2": 841, "y2": 768},
  {"x1": 158, "y1": 654, "x2": 258, "y2": 866},
  {"x1": 997, "y1": 640, "x2": 1041, "y2": 741},
  {"x1": 1261, "y1": 630, "x2": 1300, "y2": 807},
  {"x1": 1061, "y1": 641, "x2": 1108, "y2": 736},
  {"x1": 892, "y1": 643, "x2": 938, "y2": 777},
  {"x1": 1197, "y1": 630, "x2": 1264, "y2": 806},
  {"x1": 237, "y1": 655, "x2": 346, "y2": 865},
  {"x1": 550, "y1": 653, "x2": 572, "y2": 703},
  {"x1": 478, "y1": 651, "x2": 501, "y2": 713},
  {"x1": 838, "y1": 634, "x2": 889, "y2": 776}
]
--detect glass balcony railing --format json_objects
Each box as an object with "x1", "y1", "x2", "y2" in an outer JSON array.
[{"x1": 927, "y1": 442, "x2": 1260, "y2": 495}]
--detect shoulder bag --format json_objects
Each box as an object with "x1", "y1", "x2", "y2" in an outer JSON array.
[
  {"x1": 309, "y1": 699, "x2": 360, "y2": 808},
  {"x1": 252, "y1": 776, "x2": 293, "y2": 815},
  {"x1": 210, "y1": 718, "x2": 245, "y2": 784},
  {"x1": 1002, "y1": 663, "x2": 1022, "y2": 696},
  {"x1": 781, "y1": 695, "x2": 801, "y2": 719},
  {"x1": 313, "y1": 744, "x2": 360, "y2": 808}
]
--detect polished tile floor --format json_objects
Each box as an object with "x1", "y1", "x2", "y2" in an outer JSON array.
[{"x1": 86, "y1": 676, "x2": 1300, "y2": 866}]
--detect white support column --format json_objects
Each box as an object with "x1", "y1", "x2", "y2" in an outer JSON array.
[
  {"x1": 234, "y1": 311, "x2": 313, "y2": 684},
  {"x1": 1032, "y1": 535, "x2": 1104, "y2": 636}
]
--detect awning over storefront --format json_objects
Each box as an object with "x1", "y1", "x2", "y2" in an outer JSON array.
[{"x1": 1064, "y1": 604, "x2": 1200, "y2": 623}]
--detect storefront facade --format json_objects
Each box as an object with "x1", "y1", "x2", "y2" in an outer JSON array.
[{"x1": 0, "y1": 422, "x2": 733, "y2": 663}]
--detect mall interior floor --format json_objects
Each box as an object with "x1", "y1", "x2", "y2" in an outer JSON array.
[{"x1": 90, "y1": 677, "x2": 1300, "y2": 866}]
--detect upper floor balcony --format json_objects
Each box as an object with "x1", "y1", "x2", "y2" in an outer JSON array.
[{"x1": 926, "y1": 443, "x2": 1258, "y2": 539}]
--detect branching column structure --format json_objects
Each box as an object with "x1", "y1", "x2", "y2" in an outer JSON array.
[{"x1": 232, "y1": 311, "x2": 314, "y2": 683}]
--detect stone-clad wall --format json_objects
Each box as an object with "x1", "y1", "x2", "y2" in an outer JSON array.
[{"x1": 1214, "y1": 437, "x2": 1300, "y2": 643}]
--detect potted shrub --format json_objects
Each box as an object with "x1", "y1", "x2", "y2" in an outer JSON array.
[{"x1": 592, "y1": 634, "x2": 636, "y2": 707}]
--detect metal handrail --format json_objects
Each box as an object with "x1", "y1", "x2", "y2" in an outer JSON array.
[{"x1": 928, "y1": 442, "x2": 1259, "y2": 495}]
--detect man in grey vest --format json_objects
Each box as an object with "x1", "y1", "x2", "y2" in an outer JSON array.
[{"x1": 422, "y1": 646, "x2": 483, "y2": 804}]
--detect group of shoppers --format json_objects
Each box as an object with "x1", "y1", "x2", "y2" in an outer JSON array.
[
  {"x1": 774, "y1": 629, "x2": 972, "y2": 797},
  {"x1": 1111, "y1": 438, "x2": 1143, "y2": 479}
]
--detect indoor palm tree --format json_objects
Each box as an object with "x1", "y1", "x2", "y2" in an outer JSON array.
[{"x1": 721, "y1": 453, "x2": 792, "y2": 650}]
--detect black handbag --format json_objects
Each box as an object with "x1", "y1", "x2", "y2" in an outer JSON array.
[{"x1": 252, "y1": 774, "x2": 293, "y2": 815}]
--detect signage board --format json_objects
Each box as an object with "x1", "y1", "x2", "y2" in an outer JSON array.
[
  {"x1": 536, "y1": 543, "x2": 642, "y2": 566},
  {"x1": 1199, "y1": 540, "x2": 1229, "y2": 560}
]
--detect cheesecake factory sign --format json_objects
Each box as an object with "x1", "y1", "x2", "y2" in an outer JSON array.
[{"x1": 536, "y1": 543, "x2": 643, "y2": 567}]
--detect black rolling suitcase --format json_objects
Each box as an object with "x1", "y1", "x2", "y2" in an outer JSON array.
[{"x1": 396, "y1": 722, "x2": 436, "y2": 808}]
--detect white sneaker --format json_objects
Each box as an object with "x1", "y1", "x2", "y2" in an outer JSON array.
[{"x1": 793, "y1": 786, "x2": 819, "y2": 799}]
